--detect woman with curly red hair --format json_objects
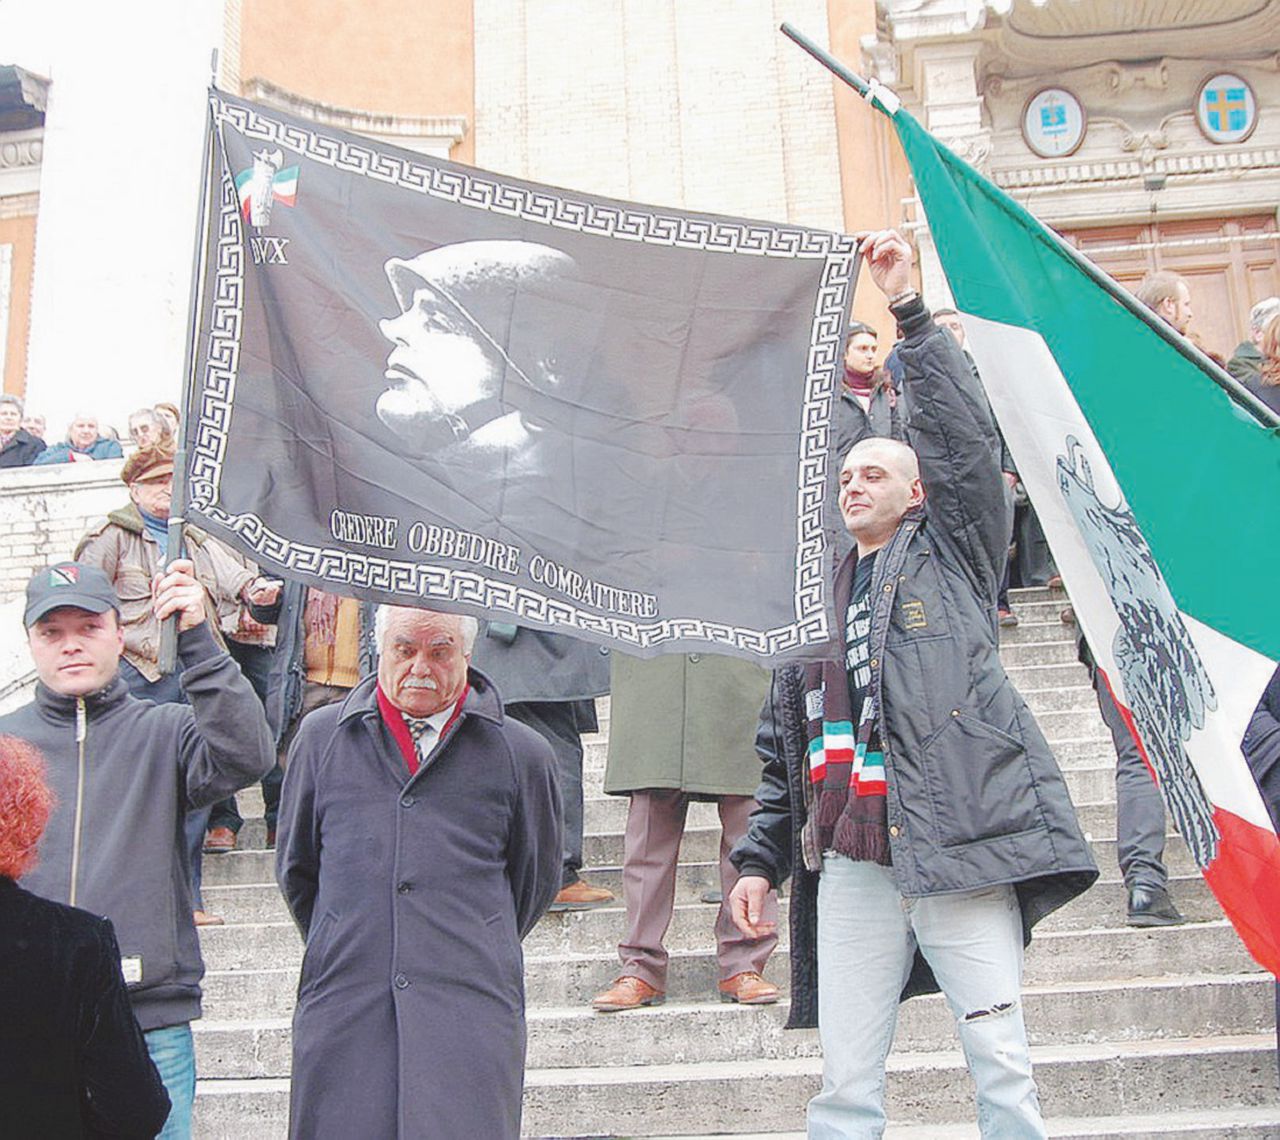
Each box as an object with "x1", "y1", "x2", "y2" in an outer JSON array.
[{"x1": 0, "y1": 734, "x2": 172, "y2": 1137}]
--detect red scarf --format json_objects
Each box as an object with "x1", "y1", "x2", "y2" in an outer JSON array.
[
  {"x1": 843, "y1": 367, "x2": 874, "y2": 399},
  {"x1": 376, "y1": 683, "x2": 469, "y2": 776}
]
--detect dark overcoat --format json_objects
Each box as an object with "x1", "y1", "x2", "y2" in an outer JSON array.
[
  {"x1": 0, "y1": 428, "x2": 45, "y2": 467},
  {"x1": 470, "y1": 623, "x2": 610, "y2": 704},
  {"x1": 276, "y1": 669, "x2": 562, "y2": 1140}
]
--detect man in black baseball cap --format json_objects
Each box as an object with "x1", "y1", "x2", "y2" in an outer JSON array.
[
  {"x1": 0, "y1": 557, "x2": 273, "y2": 1135},
  {"x1": 24, "y1": 560, "x2": 120, "y2": 624}
]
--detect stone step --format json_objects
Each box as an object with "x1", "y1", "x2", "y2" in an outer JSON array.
[
  {"x1": 1009, "y1": 586, "x2": 1067, "y2": 604},
  {"x1": 204, "y1": 790, "x2": 1161, "y2": 899},
  {"x1": 996, "y1": 618, "x2": 1078, "y2": 646},
  {"x1": 200, "y1": 787, "x2": 1171, "y2": 897},
  {"x1": 191, "y1": 1035, "x2": 1280, "y2": 1136},
  {"x1": 1006, "y1": 661, "x2": 1090, "y2": 690},
  {"x1": 191, "y1": 972, "x2": 1275, "y2": 1079},
  {"x1": 653, "y1": 1104, "x2": 1280, "y2": 1139},
  {"x1": 227, "y1": 770, "x2": 1131, "y2": 851},
  {"x1": 202, "y1": 819, "x2": 1199, "y2": 926},
  {"x1": 999, "y1": 639, "x2": 1081, "y2": 667},
  {"x1": 1018, "y1": 684, "x2": 1098, "y2": 713},
  {"x1": 580, "y1": 712, "x2": 1113, "y2": 776},
  {"x1": 568, "y1": 787, "x2": 1130, "y2": 842},
  {"x1": 564, "y1": 825, "x2": 1190, "y2": 877},
  {"x1": 584, "y1": 756, "x2": 1118, "y2": 806},
  {"x1": 1004, "y1": 599, "x2": 1076, "y2": 625},
  {"x1": 200, "y1": 865, "x2": 1218, "y2": 947},
  {"x1": 199, "y1": 920, "x2": 1262, "y2": 1020},
  {"x1": 519, "y1": 1037, "x2": 1280, "y2": 1137}
]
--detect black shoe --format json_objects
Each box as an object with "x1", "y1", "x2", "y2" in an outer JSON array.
[{"x1": 1127, "y1": 885, "x2": 1185, "y2": 927}]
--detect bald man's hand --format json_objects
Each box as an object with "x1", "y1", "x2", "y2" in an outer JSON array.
[
  {"x1": 729, "y1": 875, "x2": 777, "y2": 939},
  {"x1": 856, "y1": 229, "x2": 915, "y2": 301}
]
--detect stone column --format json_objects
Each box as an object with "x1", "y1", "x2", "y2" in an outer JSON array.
[{"x1": 908, "y1": 39, "x2": 989, "y2": 309}]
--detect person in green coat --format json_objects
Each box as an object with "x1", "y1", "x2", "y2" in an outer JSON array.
[{"x1": 591, "y1": 651, "x2": 781, "y2": 1011}]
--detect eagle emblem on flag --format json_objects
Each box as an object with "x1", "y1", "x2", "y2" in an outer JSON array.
[{"x1": 1057, "y1": 437, "x2": 1219, "y2": 868}]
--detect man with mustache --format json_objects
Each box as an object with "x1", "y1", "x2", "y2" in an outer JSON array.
[{"x1": 276, "y1": 604, "x2": 563, "y2": 1140}]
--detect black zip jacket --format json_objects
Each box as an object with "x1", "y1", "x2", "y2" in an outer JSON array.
[{"x1": 0, "y1": 623, "x2": 274, "y2": 1031}]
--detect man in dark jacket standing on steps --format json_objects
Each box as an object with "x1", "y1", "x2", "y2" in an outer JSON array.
[
  {"x1": 729, "y1": 230, "x2": 1097, "y2": 1139},
  {"x1": 0, "y1": 559, "x2": 274, "y2": 1139}
]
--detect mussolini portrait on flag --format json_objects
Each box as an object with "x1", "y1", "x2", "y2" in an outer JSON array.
[{"x1": 185, "y1": 92, "x2": 859, "y2": 662}]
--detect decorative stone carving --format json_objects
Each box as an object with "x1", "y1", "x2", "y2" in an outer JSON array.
[
  {"x1": 241, "y1": 79, "x2": 467, "y2": 158},
  {"x1": 1003, "y1": 0, "x2": 1270, "y2": 38},
  {"x1": 945, "y1": 133, "x2": 993, "y2": 169},
  {"x1": 1104, "y1": 59, "x2": 1169, "y2": 93},
  {"x1": 1117, "y1": 117, "x2": 1175, "y2": 166},
  {"x1": 861, "y1": 35, "x2": 900, "y2": 86},
  {"x1": 0, "y1": 137, "x2": 42, "y2": 171},
  {"x1": 0, "y1": 130, "x2": 43, "y2": 199}
]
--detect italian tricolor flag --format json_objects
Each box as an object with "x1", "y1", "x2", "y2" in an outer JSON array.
[{"x1": 874, "y1": 85, "x2": 1280, "y2": 973}]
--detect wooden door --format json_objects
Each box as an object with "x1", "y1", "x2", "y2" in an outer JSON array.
[{"x1": 1060, "y1": 214, "x2": 1280, "y2": 361}]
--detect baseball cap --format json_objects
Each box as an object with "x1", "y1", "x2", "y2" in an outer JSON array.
[{"x1": 24, "y1": 562, "x2": 121, "y2": 628}]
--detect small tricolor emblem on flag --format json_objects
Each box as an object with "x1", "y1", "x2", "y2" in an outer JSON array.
[{"x1": 235, "y1": 147, "x2": 300, "y2": 227}]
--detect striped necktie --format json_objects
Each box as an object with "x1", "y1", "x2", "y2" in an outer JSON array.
[{"x1": 403, "y1": 716, "x2": 437, "y2": 769}]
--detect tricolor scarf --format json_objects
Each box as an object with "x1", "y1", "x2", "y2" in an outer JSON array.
[{"x1": 801, "y1": 553, "x2": 891, "y2": 866}]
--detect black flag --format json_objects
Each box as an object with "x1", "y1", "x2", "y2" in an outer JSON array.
[{"x1": 186, "y1": 92, "x2": 857, "y2": 662}]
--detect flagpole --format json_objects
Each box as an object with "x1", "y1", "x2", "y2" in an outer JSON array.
[
  {"x1": 158, "y1": 65, "x2": 219, "y2": 676},
  {"x1": 779, "y1": 23, "x2": 1280, "y2": 430}
]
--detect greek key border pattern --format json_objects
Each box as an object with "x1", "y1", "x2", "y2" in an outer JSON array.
[
  {"x1": 212, "y1": 95, "x2": 856, "y2": 260},
  {"x1": 188, "y1": 97, "x2": 850, "y2": 653}
]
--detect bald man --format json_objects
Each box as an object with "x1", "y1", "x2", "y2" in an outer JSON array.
[{"x1": 730, "y1": 231, "x2": 1096, "y2": 1138}]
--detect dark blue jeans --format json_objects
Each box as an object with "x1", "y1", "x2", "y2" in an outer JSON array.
[{"x1": 144, "y1": 1024, "x2": 195, "y2": 1140}]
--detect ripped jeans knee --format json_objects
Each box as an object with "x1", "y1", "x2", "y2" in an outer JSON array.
[{"x1": 963, "y1": 999, "x2": 1018, "y2": 1022}]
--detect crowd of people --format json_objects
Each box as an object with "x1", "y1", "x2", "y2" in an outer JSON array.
[
  {"x1": 0, "y1": 237, "x2": 1276, "y2": 1140},
  {"x1": 0, "y1": 399, "x2": 183, "y2": 469}
]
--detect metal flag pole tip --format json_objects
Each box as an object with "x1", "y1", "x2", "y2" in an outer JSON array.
[{"x1": 780, "y1": 23, "x2": 868, "y2": 95}]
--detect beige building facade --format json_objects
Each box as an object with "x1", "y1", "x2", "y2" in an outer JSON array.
[
  {"x1": 868, "y1": 0, "x2": 1280, "y2": 356},
  {"x1": 4, "y1": 1, "x2": 1278, "y2": 406},
  {"x1": 0, "y1": 67, "x2": 44, "y2": 400}
]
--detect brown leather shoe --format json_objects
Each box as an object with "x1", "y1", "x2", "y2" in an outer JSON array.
[
  {"x1": 549, "y1": 879, "x2": 615, "y2": 911},
  {"x1": 591, "y1": 976, "x2": 664, "y2": 1012},
  {"x1": 193, "y1": 910, "x2": 225, "y2": 927},
  {"x1": 265, "y1": 826, "x2": 277, "y2": 850},
  {"x1": 718, "y1": 971, "x2": 780, "y2": 1005},
  {"x1": 203, "y1": 826, "x2": 237, "y2": 854}
]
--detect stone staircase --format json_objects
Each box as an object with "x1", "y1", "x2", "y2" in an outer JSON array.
[{"x1": 192, "y1": 587, "x2": 1280, "y2": 1137}]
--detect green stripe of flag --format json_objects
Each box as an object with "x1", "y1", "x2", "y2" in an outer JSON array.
[{"x1": 890, "y1": 108, "x2": 1280, "y2": 662}]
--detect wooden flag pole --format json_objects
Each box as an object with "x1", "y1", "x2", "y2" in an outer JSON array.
[{"x1": 158, "y1": 60, "x2": 219, "y2": 675}]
